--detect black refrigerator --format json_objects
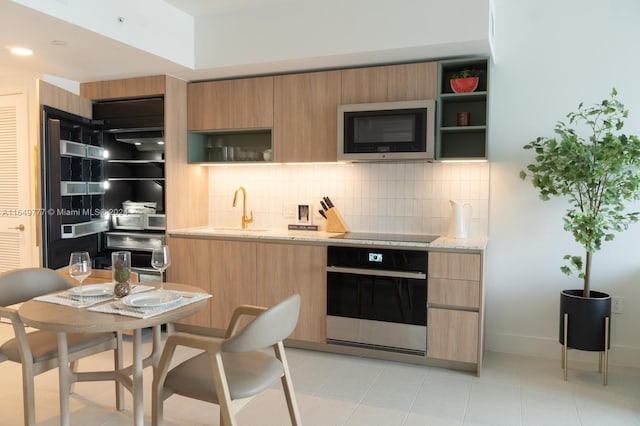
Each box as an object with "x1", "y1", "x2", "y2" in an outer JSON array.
[{"x1": 40, "y1": 98, "x2": 165, "y2": 273}]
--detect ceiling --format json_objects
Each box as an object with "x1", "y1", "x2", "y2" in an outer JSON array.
[
  {"x1": 0, "y1": 0, "x2": 206, "y2": 82},
  {"x1": 0, "y1": 0, "x2": 344, "y2": 84},
  {"x1": 0, "y1": 0, "x2": 492, "y2": 85}
]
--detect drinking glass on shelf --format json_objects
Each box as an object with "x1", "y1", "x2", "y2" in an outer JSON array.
[
  {"x1": 151, "y1": 245, "x2": 171, "y2": 291},
  {"x1": 69, "y1": 251, "x2": 91, "y2": 305}
]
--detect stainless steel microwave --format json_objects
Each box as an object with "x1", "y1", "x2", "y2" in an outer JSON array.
[{"x1": 337, "y1": 100, "x2": 435, "y2": 161}]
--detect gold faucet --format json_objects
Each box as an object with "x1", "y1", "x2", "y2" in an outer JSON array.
[{"x1": 232, "y1": 186, "x2": 254, "y2": 229}]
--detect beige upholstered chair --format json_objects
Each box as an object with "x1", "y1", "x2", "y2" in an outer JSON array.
[
  {"x1": 0, "y1": 267, "x2": 122, "y2": 426},
  {"x1": 152, "y1": 294, "x2": 302, "y2": 426}
]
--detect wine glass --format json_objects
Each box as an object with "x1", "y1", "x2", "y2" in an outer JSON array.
[
  {"x1": 69, "y1": 251, "x2": 91, "y2": 305},
  {"x1": 151, "y1": 245, "x2": 171, "y2": 291}
]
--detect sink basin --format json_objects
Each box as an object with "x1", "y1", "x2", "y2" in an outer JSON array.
[{"x1": 211, "y1": 227, "x2": 268, "y2": 232}]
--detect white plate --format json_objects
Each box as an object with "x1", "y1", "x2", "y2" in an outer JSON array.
[
  {"x1": 121, "y1": 291, "x2": 181, "y2": 308},
  {"x1": 68, "y1": 283, "x2": 114, "y2": 297}
]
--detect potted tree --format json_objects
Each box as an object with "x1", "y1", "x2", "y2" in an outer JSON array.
[
  {"x1": 450, "y1": 69, "x2": 481, "y2": 93},
  {"x1": 519, "y1": 89, "x2": 640, "y2": 364}
]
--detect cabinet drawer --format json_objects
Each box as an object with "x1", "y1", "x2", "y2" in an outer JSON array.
[
  {"x1": 427, "y1": 308, "x2": 478, "y2": 363},
  {"x1": 428, "y1": 252, "x2": 480, "y2": 281},
  {"x1": 428, "y1": 278, "x2": 479, "y2": 308}
]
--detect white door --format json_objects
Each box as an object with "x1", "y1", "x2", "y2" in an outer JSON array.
[{"x1": 0, "y1": 90, "x2": 36, "y2": 272}]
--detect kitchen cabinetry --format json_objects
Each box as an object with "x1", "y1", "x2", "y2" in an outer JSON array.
[
  {"x1": 187, "y1": 129, "x2": 272, "y2": 163},
  {"x1": 256, "y1": 243, "x2": 327, "y2": 342},
  {"x1": 437, "y1": 57, "x2": 489, "y2": 159},
  {"x1": 340, "y1": 62, "x2": 437, "y2": 104},
  {"x1": 81, "y1": 75, "x2": 208, "y2": 232},
  {"x1": 273, "y1": 70, "x2": 342, "y2": 162},
  {"x1": 187, "y1": 77, "x2": 274, "y2": 163},
  {"x1": 187, "y1": 77, "x2": 274, "y2": 130},
  {"x1": 427, "y1": 251, "x2": 483, "y2": 371},
  {"x1": 169, "y1": 237, "x2": 257, "y2": 329}
]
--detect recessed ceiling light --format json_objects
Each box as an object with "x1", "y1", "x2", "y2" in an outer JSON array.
[
  {"x1": 10, "y1": 47, "x2": 33, "y2": 56},
  {"x1": 157, "y1": 141, "x2": 164, "y2": 145}
]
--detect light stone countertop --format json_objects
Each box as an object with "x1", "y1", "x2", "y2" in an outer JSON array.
[{"x1": 168, "y1": 227, "x2": 487, "y2": 251}]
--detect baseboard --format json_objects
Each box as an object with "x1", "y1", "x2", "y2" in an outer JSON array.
[{"x1": 485, "y1": 332, "x2": 640, "y2": 368}]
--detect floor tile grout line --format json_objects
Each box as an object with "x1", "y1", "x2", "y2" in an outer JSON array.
[
  {"x1": 341, "y1": 363, "x2": 385, "y2": 425},
  {"x1": 400, "y1": 367, "x2": 430, "y2": 426}
]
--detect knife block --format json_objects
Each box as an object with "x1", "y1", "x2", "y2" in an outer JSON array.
[{"x1": 325, "y1": 207, "x2": 349, "y2": 233}]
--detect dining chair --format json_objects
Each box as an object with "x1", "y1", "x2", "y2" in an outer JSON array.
[
  {"x1": 0, "y1": 267, "x2": 122, "y2": 426},
  {"x1": 152, "y1": 294, "x2": 302, "y2": 426}
]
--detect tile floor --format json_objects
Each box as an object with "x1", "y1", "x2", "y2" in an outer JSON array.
[{"x1": 1, "y1": 327, "x2": 638, "y2": 425}]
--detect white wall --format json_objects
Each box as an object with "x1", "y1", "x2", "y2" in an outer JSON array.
[{"x1": 487, "y1": 0, "x2": 640, "y2": 366}]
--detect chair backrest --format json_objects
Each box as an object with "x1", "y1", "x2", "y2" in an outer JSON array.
[
  {"x1": 221, "y1": 294, "x2": 301, "y2": 353},
  {"x1": 0, "y1": 267, "x2": 72, "y2": 307}
]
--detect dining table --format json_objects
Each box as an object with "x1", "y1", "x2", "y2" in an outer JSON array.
[{"x1": 18, "y1": 282, "x2": 210, "y2": 426}]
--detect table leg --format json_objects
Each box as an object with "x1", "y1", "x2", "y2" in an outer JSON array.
[
  {"x1": 132, "y1": 328, "x2": 144, "y2": 426},
  {"x1": 56, "y1": 333, "x2": 71, "y2": 426}
]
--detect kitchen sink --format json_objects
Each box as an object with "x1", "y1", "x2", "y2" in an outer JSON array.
[{"x1": 211, "y1": 227, "x2": 268, "y2": 232}]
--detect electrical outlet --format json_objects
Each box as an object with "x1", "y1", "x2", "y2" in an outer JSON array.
[{"x1": 612, "y1": 296, "x2": 623, "y2": 314}]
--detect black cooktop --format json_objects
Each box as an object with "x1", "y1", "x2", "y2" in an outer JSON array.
[{"x1": 329, "y1": 232, "x2": 439, "y2": 244}]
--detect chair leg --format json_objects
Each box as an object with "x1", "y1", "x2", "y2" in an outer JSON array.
[
  {"x1": 69, "y1": 360, "x2": 82, "y2": 395},
  {"x1": 211, "y1": 352, "x2": 237, "y2": 426},
  {"x1": 21, "y1": 364, "x2": 36, "y2": 426},
  {"x1": 152, "y1": 391, "x2": 163, "y2": 426},
  {"x1": 275, "y1": 342, "x2": 302, "y2": 425},
  {"x1": 115, "y1": 332, "x2": 124, "y2": 410}
]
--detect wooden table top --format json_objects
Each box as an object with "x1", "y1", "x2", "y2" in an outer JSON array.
[{"x1": 18, "y1": 283, "x2": 209, "y2": 333}]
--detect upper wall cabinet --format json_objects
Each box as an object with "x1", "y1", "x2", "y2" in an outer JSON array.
[
  {"x1": 187, "y1": 77, "x2": 274, "y2": 131},
  {"x1": 274, "y1": 70, "x2": 342, "y2": 163},
  {"x1": 341, "y1": 62, "x2": 438, "y2": 104},
  {"x1": 437, "y1": 58, "x2": 489, "y2": 160}
]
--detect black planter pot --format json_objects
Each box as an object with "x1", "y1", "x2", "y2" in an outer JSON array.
[{"x1": 559, "y1": 289, "x2": 611, "y2": 351}]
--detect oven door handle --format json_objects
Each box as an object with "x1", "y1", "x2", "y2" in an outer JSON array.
[{"x1": 326, "y1": 266, "x2": 426, "y2": 280}]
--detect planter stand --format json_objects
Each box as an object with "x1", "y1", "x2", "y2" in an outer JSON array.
[{"x1": 561, "y1": 313, "x2": 609, "y2": 385}]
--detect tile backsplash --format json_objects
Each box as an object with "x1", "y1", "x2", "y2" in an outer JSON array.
[{"x1": 208, "y1": 162, "x2": 490, "y2": 237}]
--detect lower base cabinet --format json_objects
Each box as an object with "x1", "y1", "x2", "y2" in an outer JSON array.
[
  {"x1": 169, "y1": 237, "x2": 326, "y2": 342},
  {"x1": 257, "y1": 243, "x2": 326, "y2": 343},
  {"x1": 427, "y1": 308, "x2": 479, "y2": 363},
  {"x1": 168, "y1": 238, "x2": 257, "y2": 330},
  {"x1": 427, "y1": 251, "x2": 484, "y2": 371}
]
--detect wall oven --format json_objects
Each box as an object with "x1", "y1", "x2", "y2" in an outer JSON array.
[{"x1": 326, "y1": 245, "x2": 428, "y2": 356}]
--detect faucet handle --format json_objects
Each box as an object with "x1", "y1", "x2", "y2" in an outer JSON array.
[{"x1": 247, "y1": 210, "x2": 254, "y2": 224}]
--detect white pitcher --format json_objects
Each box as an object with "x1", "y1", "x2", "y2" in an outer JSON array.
[{"x1": 447, "y1": 200, "x2": 472, "y2": 239}]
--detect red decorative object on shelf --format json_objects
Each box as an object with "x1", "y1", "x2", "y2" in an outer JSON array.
[{"x1": 450, "y1": 77, "x2": 479, "y2": 93}]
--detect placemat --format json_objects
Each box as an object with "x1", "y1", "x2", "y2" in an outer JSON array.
[
  {"x1": 87, "y1": 290, "x2": 211, "y2": 319},
  {"x1": 33, "y1": 284, "x2": 156, "y2": 308}
]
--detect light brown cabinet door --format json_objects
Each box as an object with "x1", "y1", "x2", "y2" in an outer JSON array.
[
  {"x1": 429, "y1": 252, "x2": 481, "y2": 281},
  {"x1": 273, "y1": 71, "x2": 341, "y2": 162},
  {"x1": 169, "y1": 238, "x2": 257, "y2": 330},
  {"x1": 427, "y1": 308, "x2": 478, "y2": 363},
  {"x1": 428, "y1": 278, "x2": 479, "y2": 309},
  {"x1": 167, "y1": 237, "x2": 213, "y2": 328},
  {"x1": 187, "y1": 77, "x2": 274, "y2": 130},
  {"x1": 256, "y1": 243, "x2": 327, "y2": 343},
  {"x1": 341, "y1": 62, "x2": 437, "y2": 104}
]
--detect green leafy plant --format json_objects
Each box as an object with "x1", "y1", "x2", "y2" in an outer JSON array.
[
  {"x1": 451, "y1": 69, "x2": 481, "y2": 79},
  {"x1": 520, "y1": 88, "x2": 640, "y2": 297}
]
